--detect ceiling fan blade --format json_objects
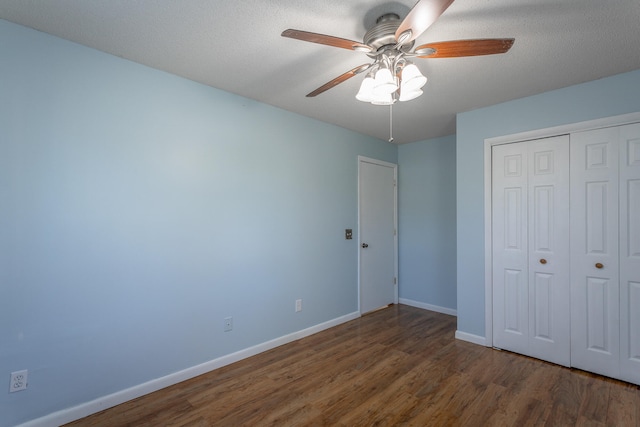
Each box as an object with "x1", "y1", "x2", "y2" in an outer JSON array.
[
  {"x1": 282, "y1": 29, "x2": 371, "y2": 52},
  {"x1": 306, "y1": 64, "x2": 371, "y2": 97},
  {"x1": 395, "y1": 0, "x2": 455, "y2": 43},
  {"x1": 415, "y1": 38, "x2": 515, "y2": 58}
]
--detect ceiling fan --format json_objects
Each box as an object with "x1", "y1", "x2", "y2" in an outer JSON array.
[{"x1": 281, "y1": 0, "x2": 514, "y2": 105}]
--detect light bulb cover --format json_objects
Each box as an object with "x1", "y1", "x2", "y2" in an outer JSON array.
[
  {"x1": 401, "y1": 64, "x2": 427, "y2": 92},
  {"x1": 356, "y1": 76, "x2": 375, "y2": 102},
  {"x1": 371, "y1": 93, "x2": 395, "y2": 105},
  {"x1": 399, "y1": 89, "x2": 423, "y2": 102},
  {"x1": 373, "y1": 68, "x2": 398, "y2": 96}
]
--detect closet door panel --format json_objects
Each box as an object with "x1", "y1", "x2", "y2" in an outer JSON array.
[
  {"x1": 532, "y1": 272, "x2": 553, "y2": 337},
  {"x1": 585, "y1": 277, "x2": 614, "y2": 351},
  {"x1": 570, "y1": 128, "x2": 620, "y2": 379},
  {"x1": 492, "y1": 144, "x2": 529, "y2": 353},
  {"x1": 528, "y1": 136, "x2": 570, "y2": 366},
  {"x1": 493, "y1": 143, "x2": 529, "y2": 354},
  {"x1": 623, "y1": 281, "x2": 640, "y2": 375},
  {"x1": 619, "y1": 122, "x2": 640, "y2": 384},
  {"x1": 492, "y1": 136, "x2": 570, "y2": 364}
]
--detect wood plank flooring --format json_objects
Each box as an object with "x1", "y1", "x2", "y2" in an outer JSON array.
[{"x1": 65, "y1": 304, "x2": 640, "y2": 426}]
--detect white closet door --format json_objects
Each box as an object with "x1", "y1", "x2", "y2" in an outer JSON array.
[
  {"x1": 619, "y1": 122, "x2": 640, "y2": 384},
  {"x1": 492, "y1": 136, "x2": 570, "y2": 365},
  {"x1": 570, "y1": 127, "x2": 620, "y2": 379},
  {"x1": 527, "y1": 136, "x2": 570, "y2": 366},
  {"x1": 493, "y1": 142, "x2": 529, "y2": 354}
]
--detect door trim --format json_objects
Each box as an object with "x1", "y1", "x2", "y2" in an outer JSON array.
[
  {"x1": 483, "y1": 111, "x2": 640, "y2": 348},
  {"x1": 357, "y1": 156, "x2": 398, "y2": 314}
]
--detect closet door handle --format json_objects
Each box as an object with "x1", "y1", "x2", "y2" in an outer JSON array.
[
  {"x1": 539, "y1": 259, "x2": 547, "y2": 264},
  {"x1": 595, "y1": 262, "x2": 604, "y2": 269}
]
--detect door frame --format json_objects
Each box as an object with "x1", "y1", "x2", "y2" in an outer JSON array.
[
  {"x1": 483, "y1": 111, "x2": 640, "y2": 347},
  {"x1": 357, "y1": 156, "x2": 398, "y2": 314}
]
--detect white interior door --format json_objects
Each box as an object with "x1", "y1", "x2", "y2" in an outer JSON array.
[
  {"x1": 358, "y1": 157, "x2": 397, "y2": 314},
  {"x1": 618, "y1": 122, "x2": 640, "y2": 384},
  {"x1": 570, "y1": 127, "x2": 621, "y2": 379},
  {"x1": 492, "y1": 136, "x2": 570, "y2": 366}
]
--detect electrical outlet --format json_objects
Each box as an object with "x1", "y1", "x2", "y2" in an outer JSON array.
[
  {"x1": 9, "y1": 370, "x2": 28, "y2": 393},
  {"x1": 295, "y1": 299, "x2": 302, "y2": 313},
  {"x1": 224, "y1": 316, "x2": 233, "y2": 332}
]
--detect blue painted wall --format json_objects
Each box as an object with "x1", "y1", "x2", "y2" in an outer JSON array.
[
  {"x1": 6, "y1": 12, "x2": 639, "y2": 426},
  {"x1": 456, "y1": 69, "x2": 640, "y2": 338},
  {"x1": 398, "y1": 135, "x2": 456, "y2": 310},
  {"x1": 0, "y1": 19, "x2": 396, "y2": 426}
]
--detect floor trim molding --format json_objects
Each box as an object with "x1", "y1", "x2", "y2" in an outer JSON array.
[
  {"x1": 18, "y1": 311, "x2": 361, "y2": 427},
  {"x1": 399, "y1": 298, "x2": 457, "y2": 316},
  {"x1": 455, "y1": 330, "x2": 487, "y2": 346}
]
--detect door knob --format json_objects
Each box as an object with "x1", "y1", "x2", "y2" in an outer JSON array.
[
  {"x1": 540, "y1": 259, "x2": 547, "y2": 264},
  {"x1": 595, "y1": 262, "x2": 604, "y2": 269},
  {"x1": 361, "y1": 243, "x2": 369, "y2": 248}
]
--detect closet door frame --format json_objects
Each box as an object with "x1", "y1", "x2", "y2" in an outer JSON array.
[{"x1": 483, "y1": 112, "x2": 640, "y2": 348}]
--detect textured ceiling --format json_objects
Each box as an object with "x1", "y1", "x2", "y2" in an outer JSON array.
[{"x1": 1, "y1": 0, "x2": 639, "y2": 144}]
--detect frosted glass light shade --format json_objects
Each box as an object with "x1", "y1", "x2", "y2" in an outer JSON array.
[
  {"x1": 355, "y1": 76, "x2": 375, "y2": 102},
  {"x1": 371, "y1": 93, "x2": 395, "y2": 105},
  {"x1": 401, "y1": 64, "x2": 427, "y2": 92},
  {"x1": 373, "y1": 68, "x2": 398, "y2": 96},
  {"x1": 399, "y1": 89, "x2": 423, "y2": 102}
]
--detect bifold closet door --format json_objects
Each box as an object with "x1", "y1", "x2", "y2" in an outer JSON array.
[
  {"x1": 570, "y1": 122, "x2": 640, "y2": 385},
  {"x1": 492, "y1": 135, "x2": 570, "y2": 366},
  {"x1": 570, "y1": 127, "x2": 620, "y2": 379},
  {"x1": 619, "y1": 123, "x2": 640, "y2": 384}
]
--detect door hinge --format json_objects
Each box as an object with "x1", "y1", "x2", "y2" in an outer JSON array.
[{"x1": 394, "y1": 277, "x2": 397, "y2": 285}]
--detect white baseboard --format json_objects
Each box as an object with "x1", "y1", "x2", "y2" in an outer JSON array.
[
  {"x1": 455, "y1": 330, "x2": 487, "y2": 346},
  {"x1": 398, "y1": 298, "x2": 457, "y2": 316},
  {"x1": 19, "y1": 311, "x2": 360, "y2": 427},
  {"x1": 397, "y1": 300, "x2": 485, "y2": 346}
]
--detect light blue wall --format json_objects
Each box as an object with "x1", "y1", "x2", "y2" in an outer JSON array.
[
  {"x1": 398, "y1": 135, "x2": 456, "y2": 310},
  {"x1": 456, "y1": 69, "x2": 640, "y2": 338},
  {"x1": 0, "y1": 19, "x2": 396, "y2": 426}
]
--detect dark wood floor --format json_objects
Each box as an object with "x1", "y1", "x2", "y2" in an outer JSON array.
[{"x1": 65, "y1": 304, "x2": 639, "y2": 426}]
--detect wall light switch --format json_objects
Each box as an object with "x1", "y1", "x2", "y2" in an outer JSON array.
[
  {"x1": 345, "y1": 229, "x2": 353, "y2": 240},
  {"x1": 224, "y1": 317, "x2": 233, "y2": 332}
]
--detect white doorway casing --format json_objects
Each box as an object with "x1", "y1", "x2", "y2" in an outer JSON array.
[{"x1": 358, "y1": 156, "x2": 398, "y2": 314}]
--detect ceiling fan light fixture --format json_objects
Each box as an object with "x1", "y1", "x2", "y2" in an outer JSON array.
[
  {"x1": 399, "y1": 88, "x2": 423, "y2": 102},
  {"x1": 373, "y1": 68, "x2": 398, "y2": 96},
  {"x1": 356, "y1": 75, "x2": 376, "y2": 102},
  {"x1": 401, "y1": 63, "x2": 427, "y2": 92},
  {"x1": 371, "y1": 92, "x2": 396, "y2": 106}
]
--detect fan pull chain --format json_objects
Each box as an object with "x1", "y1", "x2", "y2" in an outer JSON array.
[{"x1": 388, "y1": 103, "x2": 394, "y2": 143}]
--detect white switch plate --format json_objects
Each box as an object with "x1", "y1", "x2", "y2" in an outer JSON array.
[
  {"x1": 295, "y1": 299, "x2": 302, "y2": 312},
  {"x1": 224, "y1": 316, "x2": 233, "y2": 332}
]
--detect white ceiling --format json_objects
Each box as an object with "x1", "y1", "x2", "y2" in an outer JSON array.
[{"x1": 1, "y1": 0, "x2": 639, "y2": 144}]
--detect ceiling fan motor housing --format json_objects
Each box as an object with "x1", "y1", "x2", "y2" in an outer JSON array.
[{"x1": 364, "y1": 13, "x2": 414, "y2": 51}]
